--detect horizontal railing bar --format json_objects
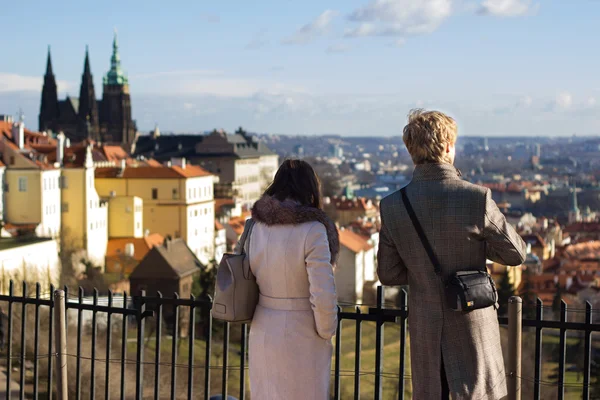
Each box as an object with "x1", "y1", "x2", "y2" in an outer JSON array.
[
  {"x1": 136, "y1": 296, "x2": 212, "y2": 307},
  {"x1": 498, "y1": 317, "x2": 600, "y2": 332},
  {"x1": 65, "y1": 303, "x2": 138, "y2": 315},
  {"x1": 339, "y1": 312, "x2": 398, "y2": 323},
  {"x1": 0, "y1": 296, "x2": 53, "y2": 306}
]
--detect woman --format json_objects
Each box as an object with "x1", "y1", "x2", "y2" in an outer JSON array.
[{"x1": 246, "y1": 159, "x2": 339, "y2": 400}]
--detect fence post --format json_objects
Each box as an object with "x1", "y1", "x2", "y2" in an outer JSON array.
[
  {"x1": 507, "y1": 296, "x2": 522, "y2": 400},
  {"x1": 54, "y1": 290, "x2": 68, "y2": 400}
]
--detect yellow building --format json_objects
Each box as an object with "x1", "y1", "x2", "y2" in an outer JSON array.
[
  {"x1": 108, "y1": 196, "x2": 144, "y2": 238},
  {"x1": 1, "y1": 121, "x2": 62, "y2": 238},
  {"x1": 95, "y1": 161, "x2": 216, "y2": 264},
  {"x1": 60, "y1": 144, "x2": 108, "y2": 268}
]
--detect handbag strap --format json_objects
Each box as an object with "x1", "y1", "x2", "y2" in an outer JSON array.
[
  {"x1": 237, "y1": 218, "x2": 256, "y2": 256},
  {"x1": 400, "y1": 188, "x2": 442, "y2": 277}
]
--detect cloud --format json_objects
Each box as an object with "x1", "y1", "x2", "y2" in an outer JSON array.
[
  {"x1": 326, "y1": 43, "x2": 351, "y2": 54},
  {"x1": 478, "y1": 0, "x2": 539, "y2": 17},
  {"x1": 346, "y1": 0, "x2": 452, "y2": 38},
  {"x1": 0, "y1": 72, "x2": 72, "y2": 93},
  {"x1": 246, "y1": 30, "x2": 269, "y2": 50},
  {"x1": 283, "y1": 10, "x2": 339, "y2": 45},
  {"x1": 344, "y1": 23, "x2": 377, "y2": 38},
  {"x1": 586, "y1": 97, "x2": 597, "y2": 108},
  {"x1": 517, "y1": 95, "x2": 533, "y2": 108},
  {"x1": 554, "y1": 92, "x2": 573, "y2": 110}
]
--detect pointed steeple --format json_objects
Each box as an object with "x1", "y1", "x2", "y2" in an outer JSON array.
[
  {"x1": 83, "y1": 45, "x2": 92, "y2": 76},
  {"x1": 78, "y1": 46, "x2": 99, "y2": 139},
  {"x1": 104, "y1": 29, "x2": 128, "y2": 86},
  {"x1": 45, "y1": 45, "x2": 54, "y2": 76},
  {"x1": 39, "y1": 45, "x2": 59, "y2": 132}
]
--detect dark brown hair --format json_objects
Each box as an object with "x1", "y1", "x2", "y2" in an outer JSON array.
[{"x1": 263, "y1": 159, "x2": 322, "y2": 209}]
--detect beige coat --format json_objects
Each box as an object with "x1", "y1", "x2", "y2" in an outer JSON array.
[
  {"x1": 378, "y1": 163, "x2": 527, "y2": 400},
  {"x1": 247, "y1": 196, "x2": 339, "y2": 400}
]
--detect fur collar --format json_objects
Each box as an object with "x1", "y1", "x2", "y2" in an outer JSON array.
[{"x1": 251, "y1": 196, "x2": 339, "y2": 264}]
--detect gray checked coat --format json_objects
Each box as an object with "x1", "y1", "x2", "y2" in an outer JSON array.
[{"x1": 377, "y1": 163, "x2": 526, "y2": 400}]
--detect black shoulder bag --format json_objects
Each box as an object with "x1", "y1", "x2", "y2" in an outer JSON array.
[{"x1": 400, "y1": 188, "x2": 498, "y2": 312}]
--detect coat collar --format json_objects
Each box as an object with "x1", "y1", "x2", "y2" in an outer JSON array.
[
  {"x1": 251, "y1": 196, "x2": 339, "y2": 264},
  {"x1": 411, "y1": 163, "x2": 462, "y2": 182}
]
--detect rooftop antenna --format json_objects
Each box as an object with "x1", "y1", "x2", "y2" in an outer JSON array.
[{"x1": 17, "y1": 108, "x2": 25, "y2": 123}]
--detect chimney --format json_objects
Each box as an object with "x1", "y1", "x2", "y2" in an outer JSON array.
[
  {"x1": 170, "y1": 157, "x2": 186, "y2": 169},
  {"x1": 164, "y1": 236, "x2": 172, "y2": 251},
  {"x1": 12, "y1": 122, "x2": 24, "y2": 150},
  {"x1": 120, "y1": 159, "x2": 126, "y2": 171},
  {"x1": 57, "y1": 132, "x2": 66, "y2": 166}
]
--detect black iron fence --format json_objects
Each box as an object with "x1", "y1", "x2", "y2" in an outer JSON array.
[{"x1": 0, "y1": 281, "x2": 599, "y2": 400}]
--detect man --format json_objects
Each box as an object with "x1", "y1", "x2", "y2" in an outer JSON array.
[{"x1": 377, "y1": 109, "x2": 526, "y2": 399}]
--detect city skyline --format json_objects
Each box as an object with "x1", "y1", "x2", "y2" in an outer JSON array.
[{"x1": 0, "y1": 0, "x2": 599, "y2": 136}]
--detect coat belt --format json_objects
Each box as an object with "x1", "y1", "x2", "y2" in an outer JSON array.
[{"x1": 258, "y1": 294, "x2": 312, "y2": 311}]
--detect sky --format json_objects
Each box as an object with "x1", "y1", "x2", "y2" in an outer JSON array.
[{"x1": 0, "y1": 0, "x2": 599, "y2": 136}]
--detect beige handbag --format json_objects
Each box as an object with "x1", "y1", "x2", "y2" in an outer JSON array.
[{"x1": 212, "y1": 219, "x2": 258, "y2": 323}]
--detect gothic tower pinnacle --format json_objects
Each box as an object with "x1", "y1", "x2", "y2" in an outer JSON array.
[
  {"x1": 78, "y1": 45, "x2": 99, "y2": 140},
  {"x1": 39, "y1": 45, "x2": 59, "y2": 132}
]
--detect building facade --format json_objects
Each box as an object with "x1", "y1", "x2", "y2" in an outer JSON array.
[
  {"x1": 133, "y1": 128, "x2": 279, "y2": 208},
  {"x1": 39, "y1": 33, "x2": 136, "y2": 146},
  {"x1": 95, "y1": 162, "x2": 216, "y2": 264},
  {"x1": 60, "y1": 146, "x2": 109, "y2": 268}
]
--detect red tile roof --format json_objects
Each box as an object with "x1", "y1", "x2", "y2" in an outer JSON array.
[
  {"x1": 106, "y1": 234, "x2": 165, "y2": 261},
  {"x1": 339, "y1": 229, "x2": 374, "y2": 253},
  {"x1": 95, "y1": 165, "x2": 212, "y2": 179}
]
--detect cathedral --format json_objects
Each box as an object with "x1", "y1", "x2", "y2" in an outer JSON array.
[{"x1": 39, "y1": 32, "x2": 137, "y2": 145}]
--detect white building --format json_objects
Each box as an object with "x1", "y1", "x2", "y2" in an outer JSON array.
[
  {"x1": 335, "y1": 229, "x2": 376, "y2": 304},
  {"x1": 0, "y1": 237, "x2": 61, "y2": 294}
]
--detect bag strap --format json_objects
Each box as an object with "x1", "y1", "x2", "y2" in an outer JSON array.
[
  {"x1": 237, "y1": 218, "x2": 256, "y2": 255},
  {"x1": 400, "y1": 188, "x2": 442, "y2": 276}
]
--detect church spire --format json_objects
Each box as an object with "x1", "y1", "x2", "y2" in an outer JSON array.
[
  {"x1": 104, "y1": 29, "x2": 128, "y2": 86},
  {"x1": 78, "y1": 46, "x2": 99, "y2": 139},
  {"x1": 39, "y1": 45, "x2": 59, "y2": 132},
  {"x1": 45, "y1": 45, "x2": 54, "y2": 76},
  {"x1": 83, "y1": 45, "x2": 92, "y2": 76}
]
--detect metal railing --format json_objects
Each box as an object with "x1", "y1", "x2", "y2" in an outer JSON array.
[{"x1": 0, "y1": 282, "x2": 599, "y2": 400}]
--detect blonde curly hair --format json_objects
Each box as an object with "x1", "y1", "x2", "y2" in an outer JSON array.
[{"x1": 402, "y1": 109, "x2": 457, "y2": 165}]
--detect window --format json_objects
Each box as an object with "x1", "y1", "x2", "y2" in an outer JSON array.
[
  {"x1": 18, "y1": 177, "x2": 27, "y2": 192},
  {"x1": 194, "y1": 210, "x2": 198, "y2": 217},
  {"x1": 57, "y1": 177, "x2": 61, "y2": 189},
  {"x1": 172, "y1": 188, "x2": 178, "y2": 199},
  {"x1": 194, "y1": 188, "x2": 197, "y2": 198},
  {"x1": 194, "y1": 229, "x2": 198, "y2": 236},
  {"x1": 136, "y1": 222, "x2": 141, "y2": 229},
  {"x1": 60, "y1": 176, "x2": 69, "y2": 189},
  {"x1": 152, "y1": 188, "x2": 158, "y2": 200},
  {"x1": 43, "y1": 179, "x2": 47, "y2": 191},
  {"x1": 9, "y1": 156, "x2": 14, "y2": 165},
  {"x1": 4, "y1": 183, "x2": 8, "y2": 192},
  {"x1": 90, "y1": 223, "x2": 93, "y2": 230},
  {"x1": 204, "y1": 208, "x2": 208, "y2": 215},
  {"x1": 90, "y1": 200, "x2": 93, "y2": 209}
]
